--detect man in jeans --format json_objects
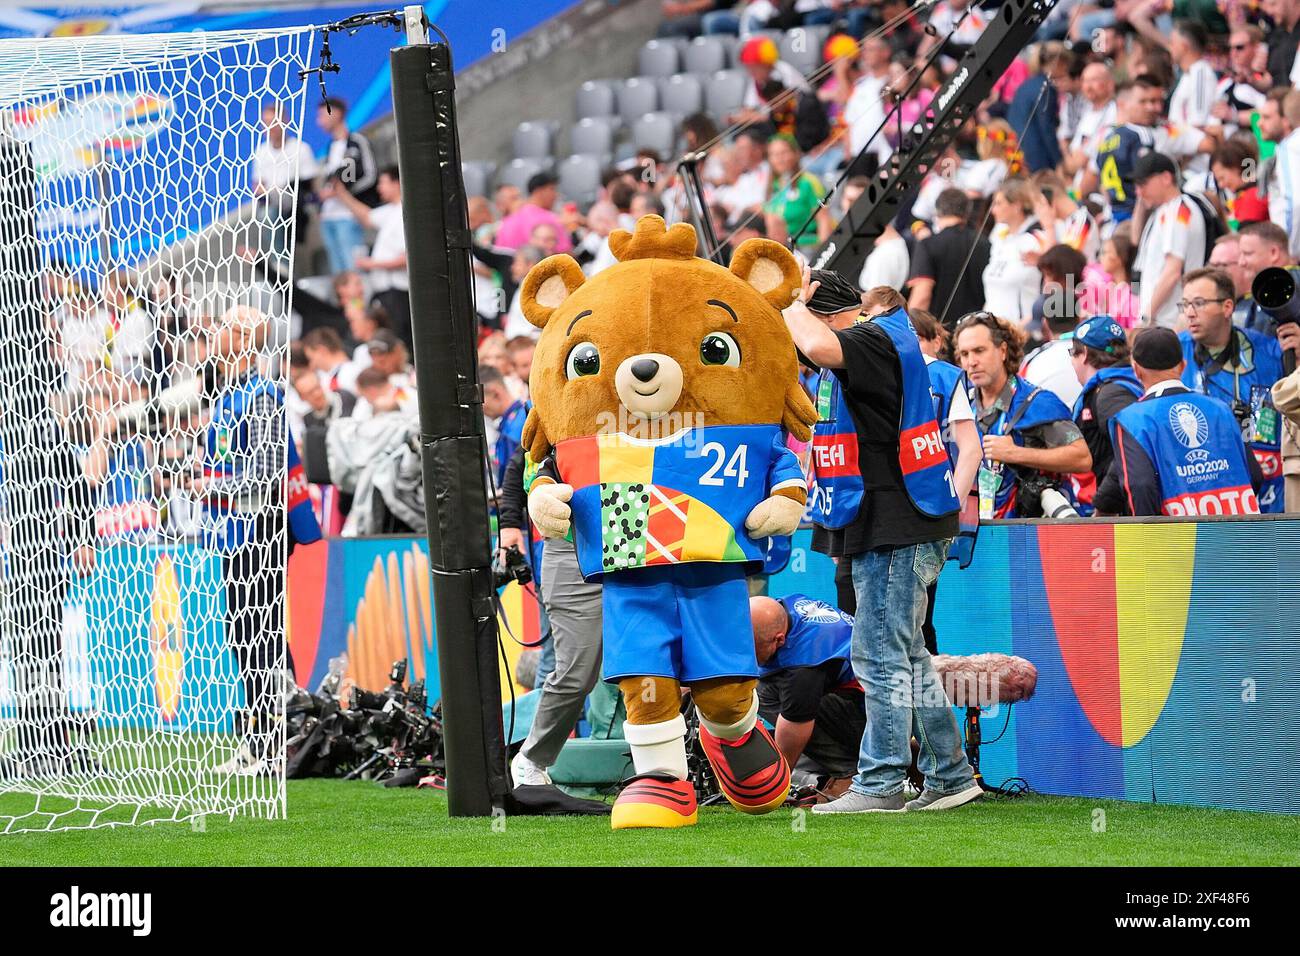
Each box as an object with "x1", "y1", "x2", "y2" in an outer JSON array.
[{"x1": 784, "y1": 266, "x2": 982, "y2": 813}]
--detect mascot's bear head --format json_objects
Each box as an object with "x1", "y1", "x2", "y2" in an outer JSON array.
[{"x1": 519, "y1": 215, "x2": 818, "y2": 459}]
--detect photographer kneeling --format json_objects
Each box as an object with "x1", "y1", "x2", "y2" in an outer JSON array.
[
  {"x1": 751, "y1": 595, "x2": 863, "y2": 799},
  {"x1": 954, "y1": 311, "x2": 1091, "y2": 518}
]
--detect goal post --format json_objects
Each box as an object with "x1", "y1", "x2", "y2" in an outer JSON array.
[{"x1": 0, "y1": 27, "x2": 315, "y2": 833}]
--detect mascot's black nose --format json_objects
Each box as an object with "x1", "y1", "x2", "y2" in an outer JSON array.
[{"x1": 630, "y1": 358, "x2": 660, "y2": 382}]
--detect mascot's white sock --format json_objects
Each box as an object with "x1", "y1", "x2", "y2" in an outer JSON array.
[
  {"x1": 623, "y1": 714, "x2": 688, "y2": 779},
  {"x1": 698, "y1": 690, "x2": 759, "y2": 742}
]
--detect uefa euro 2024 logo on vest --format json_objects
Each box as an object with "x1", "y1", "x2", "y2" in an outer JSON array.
[
  {"x1": 1169, "y1": 401, "x2": 1229, "y2": 482},
  {"x1": 793, "y1": 597, "x2": 854, "y2": 626}
]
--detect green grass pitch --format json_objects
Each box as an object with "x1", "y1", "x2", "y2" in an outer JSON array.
[{"x1": 1, "y1": 780, "x2": 1295, "y2": 866}]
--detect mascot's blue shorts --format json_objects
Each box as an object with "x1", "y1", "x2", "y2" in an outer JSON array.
[{"x1": 601, "y1": 562, "x2": 756, "y2": 683}]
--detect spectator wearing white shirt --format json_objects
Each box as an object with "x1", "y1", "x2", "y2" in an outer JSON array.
[
  {"x1": 1062, "y1": 63, "x2": 1116, "y2": 186},
  {"x1": 1165, "y1": 21, "x2": 1219, "y2": 180},
  {"x1": 713, "y1": 129, "x2": 770, "y2": 222},
  {"x1": 322, "y1": 165, "x2": 410, "y2": 348},
  {"x1": 922, "y1": 0, "x2": 990, "y2": 67},
  {"x1": 1031, "y1": 171, "x2": 1100, "y2": 263},
  {"x1": 251, "y1": 100, "x2": 317, "y2": 261},
  {"x1": 1022, "y1": 244, "x2": 1088, "y2": 408},
  {"x1": 1263, "y1": 89, "x2": 1300, "y2": 260},
  {"x1": 1130, "y1": 152, "x2": 1207, "y2": 329},
  {"x1": 731, "y1": 35, "x2": 811, "y2": 121},
  {"x1": 859, "y1": 221, "x2": 911, "y2": 292},
  {"x1": 303, "y1": 327, "x2": 364, "y2": 395},
  {"x1": 983, "y1": 180, "x2": 1046, "y2": 328},
  {"x1": 503, "y1": 245, "x2": 546, "y2": 341},
  {"x1": 844, "y1": 36, "x2": 894, "y2": 169},
  {"x1": 1212, "y1": 25, "x2": 1268, "y2": 138}
]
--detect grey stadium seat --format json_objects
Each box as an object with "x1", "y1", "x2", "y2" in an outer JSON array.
[
  {"x1": 638, "y1": 39, "x2": 681, "y2": 78},
  {"x1": 575, "y1": 79, "x2": 618, "y2": 119},
  {"x1": 684, "y1": 36, "x2": 728, "y2": 75},
  {"x1": 779, "y1": 25, "x2": 831, "y2": 75},
  {"x1": 719, "y1": 33, "x2": 743, "y2": 67},
  {"x1": 632, "y1": 111, "x2": 678, "y2": 157},
  {"x1": 658, "y1": 74, "x2": 704, "y2": 119},
  {"x1": 496, "y1": 157, "x2": 550, "y2": 193},
  {"x1": 461, "y1": 160, "x2": 495, "y2": 197},
  {"x1": 558, "y1": 154, "x2": 603, "y2": 207},
  {"x1": 618, "y1": 76, "x2": 660, "y2": 122},
  {"x1": 512, "y1": 120, "x2": 555, "y2": 159},
  {"x1": 569, "y1": 117, "x2": 616, "y2": 159},
  {"x1": 705, "y1": 69, "x2": 748, "y2": 119}
]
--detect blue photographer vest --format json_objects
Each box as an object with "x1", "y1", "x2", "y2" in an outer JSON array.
[
  {"x1": 1072, "y1": 365, "x2": 1143, "y2": 420},
  {"x1": 205, "y1": 374, "x2": 321, "y2": 550},
  {"x1": 1110, "y1": 391, "x2": 1260, "y2": 517},
  {"x1": 760, "y1": 594, "x2": 856, "y2": 688},
  {"x1": 808, "y1": 366, "x2": 864, "y2": 529},
  {"x1": 1179, "y1": 329, "x2": 1285, "y2": 514},
  {"x1": 976, "y1": 376, "x2": 1076, "y2": 518},
  {"x1": 926, "y1": 358, "x2": 977, "y2": 566},
  {"x1": 874, "y1": 308, "x2": 960, "y2": 518}
]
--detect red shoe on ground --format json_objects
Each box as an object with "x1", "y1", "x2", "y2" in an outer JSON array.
[
  {"x1": 698, "y1": 722, "x2": 790, "y2": 814},
  {"x1": 610, "y1": 772, "x2": 698, "y2": 829}
]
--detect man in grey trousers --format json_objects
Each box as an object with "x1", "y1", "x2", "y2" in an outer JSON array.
[{"x1": 498, "y1": 448, "x2": 606, "y2": 786}]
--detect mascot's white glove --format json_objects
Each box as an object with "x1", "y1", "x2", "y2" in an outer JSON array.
[
  {"x1": 744, "y1": 494, "x2": 804, "y2": 539},
  {"x1": 527, "y1": 482, "x2": 573, "y2": 539}
]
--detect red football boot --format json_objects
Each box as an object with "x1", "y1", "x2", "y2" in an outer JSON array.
[
  {"x1": 610, "y1": 773, "x2": 698, "y2": 829},
  {"x1": 698, "y1": 721, "x2": 791, "y2": 814}
]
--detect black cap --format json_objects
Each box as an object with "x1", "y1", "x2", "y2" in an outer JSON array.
[
  {"x1": 1132, "y1": 150, "x2": 1179, "y2": 184},
  {"x1": 806, "y1": 269, "x2": 863, "y2": 314},
  {"x1": 1131, "y1": 327, "x2": 1182, "y2": 371},
  {"x1": 526, "y1": 171, "x2": 558, "y2": 194}
]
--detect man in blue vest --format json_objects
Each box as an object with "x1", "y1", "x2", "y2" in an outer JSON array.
[
  {"x1": 202, "y1": 306, "x2": 321, "y2": 776},
  {"x1": 1110, "y1": 327, "x2": 1263, "y2": 516},
  {"x1": 954, "y1": 311, "x2": 1092, "y2": 518},
  {"x1": 751, "y1": 594, "x2": 863, "y2": 797},
  {"x1": 1070, "y1": 317, "x2": 1143, "y2": 515},
  {"x1": 1177, "y1": 267, "x2": 1286, "y2": 513},
  {"x1": 785, "y1": 265, "x2": 981, "y2": 815}
]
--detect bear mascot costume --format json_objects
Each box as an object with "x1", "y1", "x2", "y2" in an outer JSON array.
[{"x1": 520, "y1": 214, "x2": 818, "y2": 829}]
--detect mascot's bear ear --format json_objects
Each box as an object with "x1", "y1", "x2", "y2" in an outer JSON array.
[
  {"x1": 521, "y1": 408, "x2": 551, "y2": 461},
  {"x1": 729, "y1": 237, "x2": 802, "y2": 311},
  {"x1": 521, "y1": 254, "x2": 587, "y2": 329}
]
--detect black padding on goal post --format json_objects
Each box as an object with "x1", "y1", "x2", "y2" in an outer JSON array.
[{"x1": 390, "y1": 41, "x2": 508, "y2": 817}]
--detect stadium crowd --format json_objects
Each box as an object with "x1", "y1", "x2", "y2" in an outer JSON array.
[{"x1": 40, "y1": 0, "x2": 1300, "y2": 553}]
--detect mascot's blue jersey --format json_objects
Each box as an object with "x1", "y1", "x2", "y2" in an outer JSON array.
[
  {"x1": 554, "y1": 424, "x2": 805, "y2": 581},
  {"x1": 761, "y1": 594, "x2": 856, "y2": 688},
  {"x1": 1110, "y1": 391, "x2": 1260, "y2": 517},
  {"x1": 1179, "y1": 329, "x2": 1285, "y2": 513}
]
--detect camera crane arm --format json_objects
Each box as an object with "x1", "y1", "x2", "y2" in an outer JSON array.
[{"x1": 811, "y1": 0, "x2": 1060, "y2": 278}]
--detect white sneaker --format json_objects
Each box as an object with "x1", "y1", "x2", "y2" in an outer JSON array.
[
  {"x1": 214, "y1": 741, "x2": 256, "y2": 775},
  {"x1": 511, "y1": 751, "x2": 552, "y2": 786}
]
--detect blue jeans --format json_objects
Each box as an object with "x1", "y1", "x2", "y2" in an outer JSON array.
[
  {"x1": 848, "y1": 540, "x2": 974, "y2": 796},
  {"x1": 320, "y1": 216, "x2": 366, "y2": 274}
]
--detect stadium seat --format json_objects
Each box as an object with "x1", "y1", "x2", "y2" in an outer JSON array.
[
  {"x1": 718, "y1": 33, "x2": 743, "y2": 67},
  {"x1": 512, "y1": 120, "x2": 555, "y2": 159},
  {"x1": 569, "y1": 116, "x2": 616, "y2": 159},
  {"x1": 779, "y1": 25, "x2": 831, "y2": 75},
  {"x1": 575, "y1": 79, "x2": 618, "y2": 119},
  {"x1": 631, "y1": 111, "x2": 678, "y2": 157},
  {"x1": 497, "y1": 157, "x2": 550, "y2": 193},
  {"x1": 705, "y1": 69, "x2": 748, "y2": 119},
  {"x1": 461, "y1": 160, "x2": 495, "y2": 197},
  {"x1": 617, "y1": 76, "x2": 660, "y2": 122},
  {"x1": 683, "y1": 36, "x2": 727, "y2": 75},
  {"x1": 558, "y1": 153, "x2": 604, "y2": 207},
  {"x1": 638, "y1": 39, "x2": 681, "y2": 77},
  {"x1": 658, "y1": 74, "x2": 704, "y2": 119}
]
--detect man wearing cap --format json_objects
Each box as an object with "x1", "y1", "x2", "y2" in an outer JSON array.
[
  {"x1": 1109, "y1": 327, "x2": 1263, "y2": 516},
  {"x1": 1177, "y1": 267, "x2": 1287, "y2": 513},
  {"x1": 731, "y1": 35, "x2": 811, "y2": 125},
  {"x1": 785, "y1": 267, "x2": 982, "y2": 815},
  {"x1": 1070, "y1": 317, "x2": 1143, "y2": 515},
  {"x1": 1131, "y1": 151, "x2": 1209, "y2": 330},
  {"x1": 496, "y1": 172, "x2": 572, "y2": 254},
  {"x1": 365, "y1": 329, "x2": 416, "y2": 391}
]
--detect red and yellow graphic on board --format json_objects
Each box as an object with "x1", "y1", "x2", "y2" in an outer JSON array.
[{"x1": 150, "y1": 554, "x2": 184, "y2": 721}]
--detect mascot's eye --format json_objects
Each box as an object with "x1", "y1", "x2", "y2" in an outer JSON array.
[
  {"x1": 565, "y1": 342, "x2": 601, "y2": 380},
  {"x1": 699, "y1": 332, "x2": 741, "y2": 368}
]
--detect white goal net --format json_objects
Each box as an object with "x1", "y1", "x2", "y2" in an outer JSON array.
[{"x1": 0, "y1": 27, "x2": 315, "y2": 832}]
